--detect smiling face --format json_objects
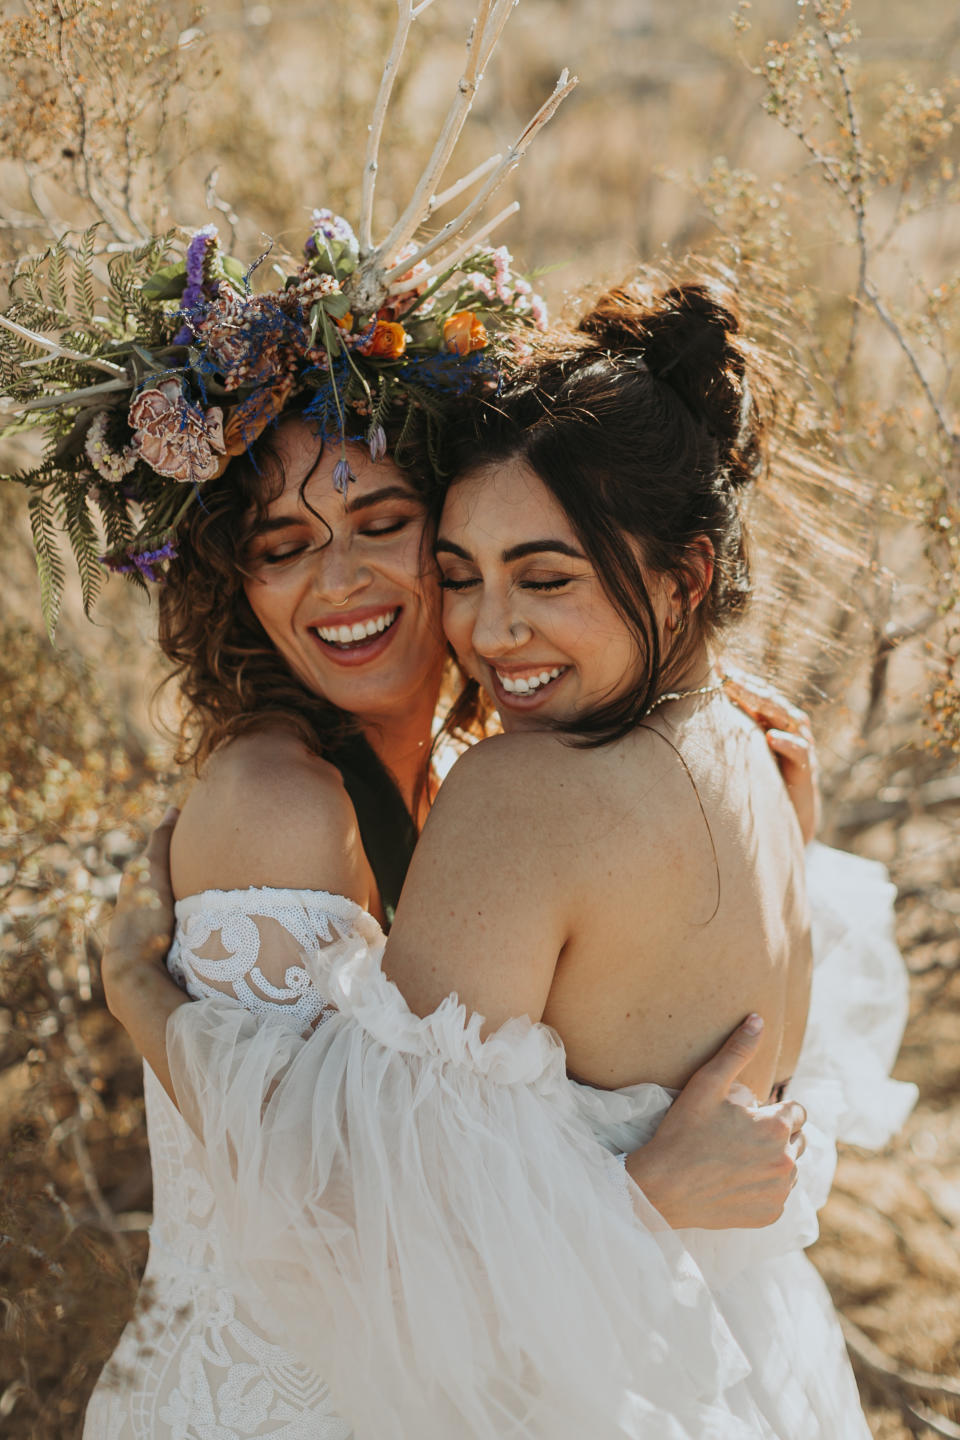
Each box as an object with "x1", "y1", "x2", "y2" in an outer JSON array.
[
  {"x1": 241, "y1": 420, "x2": 445, "y2": 727},
  {"x1": 437, "y1": 460, "x2": 674, "y2": 732}
]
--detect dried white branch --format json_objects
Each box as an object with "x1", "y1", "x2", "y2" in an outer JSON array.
[
  {"x1": 428, "y1": 154, "x2": 503, "y2": 216},
  {"x1": 359, "y1": 0, "x2": 417, "y2": 255},
  {"x1": 378, "y1": 0, "x2": 514, "y2": 265},
  {"x1": 0, "y1": 314, "x2": 125, "y2": 376},
  {"x1": 476, "y1": 0, "x2": 519, "y2": 73},
  {"x1": 204, "y1": 168, "x2": 240, "y2": 251},
  {"x1": 384, "y1": 69, "x2": 577, "y2": 282},
  {"x1": 5, "y1": 377, "x2": 131, "y2": 414},
  {"x1": 389, "y1": 201, "x2": 519, "y2": 294}
]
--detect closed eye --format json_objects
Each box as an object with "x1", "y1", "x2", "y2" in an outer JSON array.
[
  {"x1": 362, "y1": 517, "x2": 412, "y2": 537},
  {"x1": 522, "y1": 578, "x2": 571, "y2": 591},
  {"x1": 439, "y1": 575, "x2": 478, "y2": 591},
  {"x1": 257, "y1": 543, "x2": 309, "y2": 566}
]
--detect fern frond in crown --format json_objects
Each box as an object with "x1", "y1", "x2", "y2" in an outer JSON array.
[{"x1": 0, "y1": 1, "x2": 574, "y2": 636}]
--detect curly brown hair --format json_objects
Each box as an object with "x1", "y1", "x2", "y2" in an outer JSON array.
[{"x1": 158, "y1": 401, "x2": 445, "y2": 771}]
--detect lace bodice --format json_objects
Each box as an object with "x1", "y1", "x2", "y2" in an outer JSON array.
[{"x1": 84, "y1": 889, "x2": 371, "y2": 1440}]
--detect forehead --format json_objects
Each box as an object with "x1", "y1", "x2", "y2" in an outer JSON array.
[
  {"x1": 263, "y1": 421, "x2": 413, "y2": 512},
  {"x1": 440, "y1": 460, "x2": 575, "y2": 543}
]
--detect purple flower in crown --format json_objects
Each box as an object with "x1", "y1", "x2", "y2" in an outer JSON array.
[
  {"x1": 103, "y1": 540, "x2": 178, "y2": 583},
  {"x1": 332, "y1": 458, "x2": 355, "y2": 495},
  {"x1": 174, "y1": 225, "x2": 220, "y2": 345},
  {"x1": 367, "y1": 425, "x2": 387, "y2": 463},
  {"x1": 305, "y1": 209, "x2": 359, "y2": 260}
]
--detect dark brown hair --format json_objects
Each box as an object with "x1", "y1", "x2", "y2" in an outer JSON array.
[{"x1": 439, "y1": 280, "x2": 769, "y2": 746}]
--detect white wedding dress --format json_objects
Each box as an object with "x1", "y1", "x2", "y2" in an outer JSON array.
[{"x1": 84, "y1": 844, "x2": 916, "y2": 1440}]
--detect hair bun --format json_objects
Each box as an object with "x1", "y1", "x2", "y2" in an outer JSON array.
[{"x1": 578, "y1": 281, "x2": 759, "y2": 489}]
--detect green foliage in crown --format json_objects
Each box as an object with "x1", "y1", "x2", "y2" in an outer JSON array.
[{"x1": 0, "y1": 213, "x2": 547, "y2": 636}]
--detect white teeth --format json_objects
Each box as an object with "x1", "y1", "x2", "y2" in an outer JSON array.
[
  {"x1": 315, "y1": 609, "x2": 398, "y2": 644},
  {"x1": 497, "y1": 666, "x2": 564, "y2": 695}
]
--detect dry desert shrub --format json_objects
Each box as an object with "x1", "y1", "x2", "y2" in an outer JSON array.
[{"x1": 0, "y1": 0, "x2": 958, "y2": 1436}]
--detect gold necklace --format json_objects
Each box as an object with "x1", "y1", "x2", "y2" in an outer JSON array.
[{"x1": 645, "y1": 675, "x2": 729, "y2": 715}]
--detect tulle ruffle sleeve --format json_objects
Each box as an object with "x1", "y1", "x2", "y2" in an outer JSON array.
[
  {"x1": 794, "y1": 842, "x2": 918, "y2": 1152},
  {"x1": 167, "y1": 890, "x2": 762, "y2": 1440}
]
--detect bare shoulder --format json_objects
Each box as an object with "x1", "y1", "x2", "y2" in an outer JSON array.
[
  {"x1": 432, "y1": 731, "x2": 583, "y2": 830},
  {"x1": 171, "y1": 727, "x2": 369, "y2": 902}
]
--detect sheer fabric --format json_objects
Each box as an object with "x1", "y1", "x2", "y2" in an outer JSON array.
[
  {"x1": 157, "y1": 845, "x2": 915, "y2": 1440},
  {"x1": 82, "y1": 890, "x2": 360, "y2": 1440}
]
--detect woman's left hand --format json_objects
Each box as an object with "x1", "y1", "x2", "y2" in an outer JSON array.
[
  {"x1": 724, "y1": 668, "x2": 821, "y2": 843},
  {"x1": 625, "y1": 1015, "x2": 807, "y2": 1230}
]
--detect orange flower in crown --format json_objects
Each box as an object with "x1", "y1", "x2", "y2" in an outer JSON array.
[
  {"x1": 357, "y1": 320, "x2": 408, "y2": 360},
  {"x1": 221, "y1": 377, "x2": 297, "y2": 466},
  {"x1": 443, "y1": 311, "x2": 488, "y2": 357}
]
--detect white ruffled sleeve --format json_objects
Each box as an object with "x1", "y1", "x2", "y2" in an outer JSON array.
[
  {"x1": 794, "y1": 842, "x2": 918, "y2": 1150},
  {"x1": 167, "y1": 890, "x2": 761, "y2": 1440}
]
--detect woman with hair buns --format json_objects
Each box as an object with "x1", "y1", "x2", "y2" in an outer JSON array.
[{"x1": 104, "y1": 280, "x2": 914, "y2": 1440}]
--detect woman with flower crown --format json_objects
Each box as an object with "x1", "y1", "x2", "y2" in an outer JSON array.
[
  {"x1": 75, "y1": 235, "x2": 824, "y2": 1440},
  {"x1": 94, "y1": 271, "x2": 917, "y2": 1440},
  {"x1": 0, "y1": 8, "x2": 914, "y2": 1436}
]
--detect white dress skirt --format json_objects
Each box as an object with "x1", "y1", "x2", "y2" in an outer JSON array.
[{"x1": 84, "y1": 844, "x2": 916, "y2": 1439}]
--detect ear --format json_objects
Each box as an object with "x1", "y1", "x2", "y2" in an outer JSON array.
[
  {"x1": 685, "y1": 537, "x2": 715, "y2": 612},
  {"x1": 663, "y1": 537, "x2": 715, "y2": 628}
]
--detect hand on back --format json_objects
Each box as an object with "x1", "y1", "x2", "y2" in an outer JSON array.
[{"x1": 625, "y1": 1015, "x2": 807, "y2": 1230}]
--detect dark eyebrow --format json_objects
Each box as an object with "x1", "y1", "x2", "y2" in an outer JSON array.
[
  {"x1": 344, "y1": 485, "x2": 420, "y2": 514},
  {"x1": 252, "y1": 485, "x2": 419, "y2": 535},
  {"x1": 502, "y1": 540, "x2": 586, "y2": 562},
  {"x1": 434, "y1": 537, "x2": 586, "y2": 562}
]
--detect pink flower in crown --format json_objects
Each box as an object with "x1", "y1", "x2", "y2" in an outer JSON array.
[
  {"x1": 128, "y1": 379, "x2": 226, "y2": 484},
  {"x1": 464, "y1": 270, "x2": 497, "y2": 302}
]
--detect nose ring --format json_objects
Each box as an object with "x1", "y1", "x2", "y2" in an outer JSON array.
[{"x1": 510, "y1": 621, "x2": 532, "y2": 645}]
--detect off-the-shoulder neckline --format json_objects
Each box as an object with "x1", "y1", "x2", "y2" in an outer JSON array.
[{"x1": 174, "y1": 885, "x2": 371, "y2": 924}]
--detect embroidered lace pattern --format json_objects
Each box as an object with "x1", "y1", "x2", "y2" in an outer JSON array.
[{"x1": 83, "y1": 888, "x2": 366, "y2": 1440}]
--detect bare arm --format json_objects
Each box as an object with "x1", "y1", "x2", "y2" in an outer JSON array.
[{"x1": 103, "y1": 738, "x2": 372, "y2": 1101}]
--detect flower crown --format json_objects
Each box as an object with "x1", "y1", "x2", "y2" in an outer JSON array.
[{"x1": 0, "y1": 0, "x2": 575, "y2": 634}]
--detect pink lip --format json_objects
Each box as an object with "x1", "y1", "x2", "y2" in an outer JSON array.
[
  {"x1": 485, "y1": 664, "x2": 569, "y2": 711},
  {"x1": 308, "y1": 606, "x2": 402, "y2": 668}
]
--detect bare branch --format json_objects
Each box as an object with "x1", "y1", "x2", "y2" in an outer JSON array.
[
  {"x1": 359, "y1": 0, "x2": 417, "y2": 255},
  {"x1": 5, "y1": 377, "x2": 131, "y2": 413},
  {"x1": 377, "y1": 0, "x2": 514, "y2": 265},
  {"x1": 0, "y1": 315, "x2": 126, "y2": 376},
  {"x1": 817, "y1": 14, "x2": 869, "y2": 373},
  {"x1": 204, "y1": 168, "x2": 240, "y2": 251},
  {"x1": 428, "y1": 154, "x2": 503, "y2": 217},
  {"x1": 389, "y1": 201, "x2": 519, "y2": 295},
  {"x1": 384, "y1": 69, "x2": 577, "y2": 283},
  {"x1": 865, "y1": 279, "x2": 959, "y2": 454}
]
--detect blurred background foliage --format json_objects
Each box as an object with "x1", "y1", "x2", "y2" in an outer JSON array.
[{"x1": 0, "y1": 1, "x2": 958, "y2": 1436}]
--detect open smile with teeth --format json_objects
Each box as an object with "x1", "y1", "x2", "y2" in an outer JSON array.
[
  {"x1": 314, "y1": 609, "x2": 399, "y2": 647},
  {"x1": 495, "y1": 665, "x2": 567, "y2": 696}
]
